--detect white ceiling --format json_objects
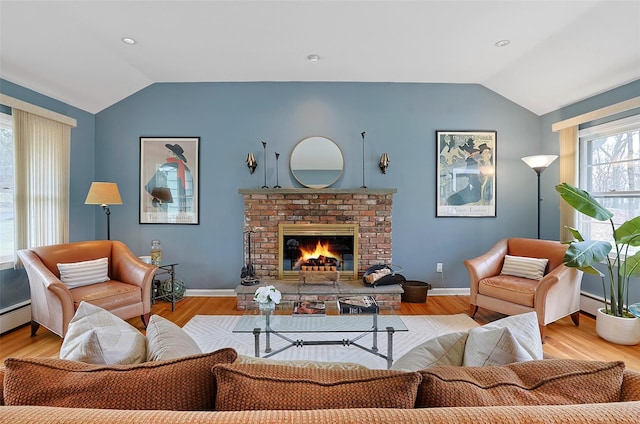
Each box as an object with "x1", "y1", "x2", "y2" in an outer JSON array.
[{"x1": 1, "y1": 0, "x2": 639, "y2": 115}]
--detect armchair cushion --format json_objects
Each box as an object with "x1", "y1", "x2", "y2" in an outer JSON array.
[
  {"x1": 500, "y1": 255, "x2": 548, "y2": 280},
  {"x1": 57, "y1": 257, "x2": 109, "y2": 288},
  {"x1": 59, "y1": 302, "x2": 146, "y2": 365}
]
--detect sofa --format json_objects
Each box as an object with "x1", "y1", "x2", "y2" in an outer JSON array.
[{"x1": 1, "y1": 354, "x2": 639, "y2": 423}]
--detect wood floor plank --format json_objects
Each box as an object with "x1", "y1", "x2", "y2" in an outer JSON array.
[{"x1": 1, "y1": 296, "x2": 638, "y2": 371}]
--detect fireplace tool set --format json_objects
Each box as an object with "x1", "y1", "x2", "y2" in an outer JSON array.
[{"x1": 240, "y1": 230, "x2": 260, "y2": 285}]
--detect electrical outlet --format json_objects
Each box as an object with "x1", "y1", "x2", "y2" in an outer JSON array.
[{"x1": 436, "y1": 262, "x2": 443, "y2": 273}]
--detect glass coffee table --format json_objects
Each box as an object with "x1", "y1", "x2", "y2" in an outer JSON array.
[{"x1": 233, "y1": 304, "x2": 407, "y2": 369}]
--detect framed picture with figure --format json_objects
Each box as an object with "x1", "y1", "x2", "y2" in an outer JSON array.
[
  {"x1": 436, "y1": 130, "x2": 496, "y2": 217},
  {"x1": 139, "y1": 136, "x2": 200, "y2": 224}
]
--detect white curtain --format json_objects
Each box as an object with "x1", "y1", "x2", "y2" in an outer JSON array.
[
  {"x1": 13, "y1": 109, "x2": 70, "y2": 260},
  {"x1": 558, "y1": 125, "x2": 578, "y2": 241}
]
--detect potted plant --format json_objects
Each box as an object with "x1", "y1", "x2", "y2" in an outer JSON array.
[{"x1": 556, "y1": 182, "x2": 640, "y2": 345}]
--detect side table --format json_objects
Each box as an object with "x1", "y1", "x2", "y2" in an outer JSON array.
[{"x1": 152, "y1": 262, "x2": 179, "y2": 311}]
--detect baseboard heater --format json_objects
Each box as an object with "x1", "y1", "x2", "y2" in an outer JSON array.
[{"x1": 0, "y1": 300, "x2": 31, "y2": 335}]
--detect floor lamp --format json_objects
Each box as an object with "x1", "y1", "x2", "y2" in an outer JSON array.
[
  {"x1": 521, "y1": 155, "x2": 558, "y2": 239},
  {"x1": 85, "y1": 182, "x2": 123, "y2": 240}
]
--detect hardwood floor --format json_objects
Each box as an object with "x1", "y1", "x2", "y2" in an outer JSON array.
[{"x1": 1, "y1": 295, "x2": 639, "y2": 371}]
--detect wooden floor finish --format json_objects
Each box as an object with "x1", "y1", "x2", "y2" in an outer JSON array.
[{"x1": 1, "y1": 295, "x2": 638, "y2": 371}]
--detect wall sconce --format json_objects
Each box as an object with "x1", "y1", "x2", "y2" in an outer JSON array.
[
  {"x1": 246, "y1": 153, "x2": 257, "y2": 174},
  {"x1": 379, "y1": 153, "x2": 390, "y2": 174}
]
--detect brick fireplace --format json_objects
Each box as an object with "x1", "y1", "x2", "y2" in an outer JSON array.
[{"x1": 239, "y1": 188, "x2": 396, "y2": 281}]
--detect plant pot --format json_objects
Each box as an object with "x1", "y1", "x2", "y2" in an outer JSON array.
[{"x1": 596, "y1": 308, "x2": 640, "y2": 345}]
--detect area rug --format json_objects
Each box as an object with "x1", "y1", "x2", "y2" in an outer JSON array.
[{"x1": 183, "y1": 314, "x2": 478, "y2": 369}]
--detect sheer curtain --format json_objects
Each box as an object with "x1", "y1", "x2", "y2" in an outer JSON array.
[
  {"x1": 553, "y1": 96, "x2": 640, "y2": 241},
  {"x1": 13, "y1": 109, "x2": 71, "y2": 258}
]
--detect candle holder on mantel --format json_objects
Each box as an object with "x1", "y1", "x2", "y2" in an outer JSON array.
[
  {"x1": 274, "y1": 152, "x2": 281, "y2": 188},
  {"x1": 261, "y1": 141, "x2": 268, "y2": 189}
]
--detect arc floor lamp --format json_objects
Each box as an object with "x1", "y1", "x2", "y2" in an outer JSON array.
[
  {"x1": 85, "y1": 182, "x2": 123, "y2": 240},
  {"x1": 521, "y1": 155, "x2": 558, "y2": 239}
]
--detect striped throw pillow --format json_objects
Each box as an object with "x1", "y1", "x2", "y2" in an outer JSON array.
[
  {"x1": 500, "y1": 255, "x2": 548, "y2": 280},
  {"x1": 57, "y1": 257, "x2": 109, "y2": 288}
]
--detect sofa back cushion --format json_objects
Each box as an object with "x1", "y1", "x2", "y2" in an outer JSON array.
[
  {"x1": 4, "y1": 348, "x2": 237, "y2": 410},
  {"x1": 416, "y1": 359, "x2": 625, "y2": 408},
  {"x1": 213, "y1": 363, "x2": 422, "y2": 410}
]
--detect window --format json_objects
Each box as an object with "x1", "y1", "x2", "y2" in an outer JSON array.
[
  {"x1": 0, "y1": 111, "x2": 13, "y2": 269},
  {"x1": 578, "y1": 115, "x2": 640, "y2": 252}
]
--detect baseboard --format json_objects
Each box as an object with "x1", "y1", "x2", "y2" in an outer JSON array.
[
  {"x1": 0, "y1": 301, "x2": 31, "y2": 334},
  {"x1": 429, "y1": 287, "x2": 470, "y2": 296},
  {"x1": 185, "y1": 288, "x2": 236, "y2": 297},
  {"x1": 580, "y1": 291, "x2": 607, "y2": 316}
]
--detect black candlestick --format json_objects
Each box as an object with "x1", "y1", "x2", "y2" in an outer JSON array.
[
  {"x1": 274, "y1": 152, "x2": 281, "y2": 188},
  {"x1": 360, "y1": 131, "x2": 367, "y2": 188},
  {"x1": 261, "y1": 141, "x2": 268, "y2": 189}
]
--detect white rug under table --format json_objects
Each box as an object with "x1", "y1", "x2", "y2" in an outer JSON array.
[{"x1": 183, "y1": 314, "x2": 478, "y2": 370}]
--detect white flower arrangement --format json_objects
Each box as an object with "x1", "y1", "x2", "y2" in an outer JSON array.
[{"x1": 253, "y1": 285, "x2": 282, "y2": 305}]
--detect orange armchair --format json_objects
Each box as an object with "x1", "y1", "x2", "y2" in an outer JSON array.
[
  {"x1": 464, "y1": 238, "x2": 583, "y2": 340},
  {"x1": 17, "y1": 240, "x2": 157, "y2": 338}
]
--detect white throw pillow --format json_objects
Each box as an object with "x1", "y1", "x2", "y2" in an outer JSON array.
[
  {"x1": 60, "y1": 301, "x2": 146, "y2": 365},
  {"x1": 500, "y1": 254, "x2": 548, "y2": 280},
  {"x1": 57, "y1": 257, "x2": 109, "y2": 288},
  {"x1": 463, "y1": 311, "x2": 543, "y2": 366},
  {"x1": 146, "y1": 314, "x2": 202, "y2": 361},
  {"x1": 390, "y1": 331, "x2": 468, "y2": 372}
]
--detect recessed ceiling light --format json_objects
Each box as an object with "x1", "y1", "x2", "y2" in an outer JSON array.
[
  {"x1": 122, "y1": 37, "x2": 136, "y2": 45},
  {"x1": 307, "y1": 54, "x2": 320, "y2": 62},
  {"x1": 495, "y1": 40, "x2": 510, "y2": 48}
]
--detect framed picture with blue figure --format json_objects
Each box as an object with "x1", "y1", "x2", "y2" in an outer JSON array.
[
  {"x1": 436, "y1": 130, "x2": 496, "y2": 217},
  {"x1": 140, "y1": 137, "x2": 200, "y2": 224}
]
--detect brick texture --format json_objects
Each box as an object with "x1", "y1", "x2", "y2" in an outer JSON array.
[{"x1": 240, "y1": 189, "x2": 395, "y2": 281}]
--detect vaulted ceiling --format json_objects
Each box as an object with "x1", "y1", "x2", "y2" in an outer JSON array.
[{"x1": 1, "y1": 1, "x2": 638, "y2": 115}]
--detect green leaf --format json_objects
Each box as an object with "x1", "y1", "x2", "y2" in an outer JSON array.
[
  {"x1": 615, "y1": 216, "x2": 640, "y2": 246},
  {"x1": 578, "y1": 265, "x2": 604, "y2": 276},
  {"x1": 563, "y1": 240, "x2": 612, "y2": 268},
  {"x1": 623, "y1": 251, "x2": 640, "y2": 277},
  {"x1": 565, "y1": 226, "x2": 585, "y2": 242},
  {"x1": 555, "y1": 183, "x2": 613, "y2": 221}
]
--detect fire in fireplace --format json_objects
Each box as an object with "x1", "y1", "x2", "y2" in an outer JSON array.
[{"x1": 278, "y1": 224, "x2": 359, "y2": 280}]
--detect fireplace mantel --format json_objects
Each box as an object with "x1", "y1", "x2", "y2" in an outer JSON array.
[
  {"x1": 239, "y1": 188, "x2": 396, "y2": 280},
  {"x1": 239, "y1": 188, "x2": 397, "y2": 195}
]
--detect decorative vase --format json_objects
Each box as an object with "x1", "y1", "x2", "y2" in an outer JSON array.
[
  {"x1": 596, "y1": 308, "x2": 640, "y2": 345},
  {"x1": 258, "y1": 302, "x2": 276, "y2": 312}
]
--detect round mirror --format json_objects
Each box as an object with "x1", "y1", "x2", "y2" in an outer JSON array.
[{"x1": 290, "y1": 136, "x2": 344, "y2": 188}]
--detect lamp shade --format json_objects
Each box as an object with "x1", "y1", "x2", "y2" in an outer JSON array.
[
  {"x1": 84, "y1": 182, "x2": 123, "y2": 206},
  {"x1": 521, "y1": 155, "x2": 558, "y2": 173}
]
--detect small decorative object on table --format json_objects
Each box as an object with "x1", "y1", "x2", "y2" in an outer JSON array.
[
  {"x1": 338, "y1": 296, "x2": 379, "y2": 314},
  {"x1": 254, "y1": 285, "x2": 281, "y2": 312},
  {"x1": 293, "y1": 301, "x2": 326, "y2": 317},
  {"x1": 150, "y1": 240, "x2": 162, "y2": 265}
]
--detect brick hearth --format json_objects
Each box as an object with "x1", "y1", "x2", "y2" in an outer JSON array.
[
  {"x1": 235, "y1": 280, "x2": 402, "y2": 311},
  {"x1": 239, "y1": 188, "x2": 396, "y2": 281}
]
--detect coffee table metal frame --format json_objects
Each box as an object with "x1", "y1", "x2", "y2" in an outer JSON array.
[{"x1": 233, "y1": 308, "x2": 407, "y2": 369}]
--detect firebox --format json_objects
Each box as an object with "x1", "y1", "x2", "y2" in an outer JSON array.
[{"x1": 278, "y1": 223, "x2": 359, "y2": 280}]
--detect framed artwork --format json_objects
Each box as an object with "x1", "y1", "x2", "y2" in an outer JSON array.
[
  {"x1": 436, "y1": 130, "x2": 496, "y2": 217},
  {"x1": 139, "y1": 136, "x2": 200, "y2": 224}
]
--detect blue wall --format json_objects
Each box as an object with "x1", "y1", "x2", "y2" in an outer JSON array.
[
  {"x1": 0, "y1": 79, "x2": 95, "y2": 309},
  {"x1": 95, "y1": 82, "x2": 541, "y2": 290},
  {"x1": 2, "y1": 78, "x2": 639, "y2": 309}
]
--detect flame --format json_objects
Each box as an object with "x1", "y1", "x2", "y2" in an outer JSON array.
[
  {"x1": 295, "y1": 240, "x2": 339, "y2": 268},
  {"x1": 300, "y1": 240, "x2": 334, "y2": 261}
]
